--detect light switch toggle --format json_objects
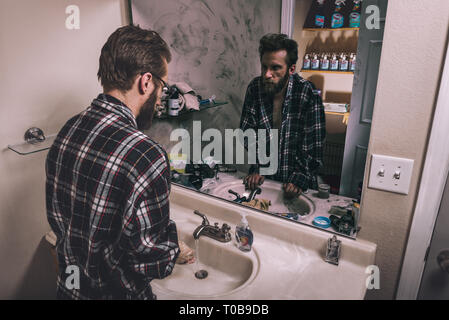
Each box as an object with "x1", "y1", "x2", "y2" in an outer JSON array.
[
  {"x1": 393, "y1": 170, "x2": 401, "y2": 179},
  {"x1": 378, "y1": 168, "x2": 385, "y2": 177}
]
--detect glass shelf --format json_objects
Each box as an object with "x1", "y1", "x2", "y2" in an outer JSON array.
[
  {"x1": 7, "y1": 134, "x2": 56, "y2": 155},
  {"x1": 155, "y1": 101, "x2": 228, "y2": 120}
]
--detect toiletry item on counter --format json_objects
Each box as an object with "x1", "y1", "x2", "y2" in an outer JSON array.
[
  {"x1": 188, "y1": 171, "x2": 203, "y2": 190},
  {"x1": 318, "y1": 183, "x2": 330, "y2": 198},
  {"x1": 352, "y1": 201, "x2": 360, "y2": 233},
  {"x1": 242, "y1": 198, "x2": 271, "y2": 211},
  {"x1": 330, "y1": 209, "x2": 355, "y2": 235},
  {"x1": 185, "y1": 163, "x2": 215, "y2": 179},
  {"x1": 329, "y1": 205, "x2": 349, "y2": 216},
  {"x1": 168, "y1": 153, "x2": 187, "y2": 173},
  {"x1": 235, "y1": 216, "x2": 254, "y2": 252},
  {"x1": 313, "y1": 216, "x2": 331, "y2": 228}
]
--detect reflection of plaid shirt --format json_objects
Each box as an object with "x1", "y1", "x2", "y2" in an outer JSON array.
[
  {"x1": 240, "y1": 74, "x2": 325, "y2": 191},
  {"x1": 46, "y1": 94, "x2": 179, "y2": 300}
]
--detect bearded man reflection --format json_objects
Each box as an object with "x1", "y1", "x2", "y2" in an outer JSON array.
[{"x1": 240, "y1": 33, "x2": 326, "y2": 198}]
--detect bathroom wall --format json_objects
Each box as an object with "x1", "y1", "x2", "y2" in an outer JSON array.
[
  {"x1": 0, "y1": 0, "x2": 127, "y2": 299},
  {"x1": 358, "y1": 0, "x2": 449, "y2": 299},
  {"x1": 131, "y1": 0, "x2": 281, "y2": 161}
]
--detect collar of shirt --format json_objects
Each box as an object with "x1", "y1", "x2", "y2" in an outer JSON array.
[
  {"x1": 258, "y1": 74, "x2": 296, "y2": 130},
  {"x1": 92, "y1": 93, "x2": 138, "y2": 129}
]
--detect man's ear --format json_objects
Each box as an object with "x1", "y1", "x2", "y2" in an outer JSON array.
[
  {"x1": 139, "y1": 72, "x2": 153, "y2": 95},
  {"x1": 289, "y1": 64, "x2": 296, "y2": 75}
]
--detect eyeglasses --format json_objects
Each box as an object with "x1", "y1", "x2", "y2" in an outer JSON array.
[{"x1": 142, "y1": 72, "x2": 169, "y2": 93}]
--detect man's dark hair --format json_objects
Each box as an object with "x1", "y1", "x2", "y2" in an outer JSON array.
[
  {"x1": 258, "y1": 33, "x2": 298, "y2": 67},
  {"x1": 98, "y1": 25, "x2": 171, "y2": 92}
]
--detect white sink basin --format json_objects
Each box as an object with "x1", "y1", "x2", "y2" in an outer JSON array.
[
  {"x1": 209, "y1": 179, "x2": 315, "y2": 220},
  {"x1": 151, "y1": 223, "x2": 259, "y2": 298}
]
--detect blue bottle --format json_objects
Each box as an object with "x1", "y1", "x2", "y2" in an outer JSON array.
[
  {"x1": 314, "y1": 0, "x2": 325, "y2": 28},
  {"x1": 331, "y1": 0, "x2": 345, "y2": 28},
  {"x1": 349, "y1": 0, "x2": 362, "y2": 28}
]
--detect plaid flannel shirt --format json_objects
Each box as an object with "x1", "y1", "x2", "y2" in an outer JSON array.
[
  {"x1": 46, "y1": 94, "x2": 179, "y2": 300},
  {"x1": 240, "y1": 73, "x2": 325, "y2": 191}
]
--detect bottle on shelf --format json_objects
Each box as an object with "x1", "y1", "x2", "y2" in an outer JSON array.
[
  {"x1": 303, "y1": 53, "x2": 311, "y2": 70},
  {"x1": 349, "y1": 53, "x2": 357, "y2": 71},
  {"x1": 339, "y1": 53, "x2": 349, "y2": 71},
  {"x1": 349, "y1": 0, "x2": 362, "y2": 28},
  {"x1": 320, "y1": 53, "x2": 330, "y2": 70},
  {"x1": 330, "y1": 53, "x2": 339, "y2": 71},
  {"x1": 314, "y1": 0, "x2": 326, "y2": 28},
  {"x1": 311, "y1": 53, "x2": 321, "y2": 70},
  {"x1": 331, "y1": 0, "x2": 346, "y2": 29}
]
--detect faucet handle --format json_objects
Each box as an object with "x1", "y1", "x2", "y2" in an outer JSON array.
[
  {"x1": 221, "y1": 223, "x2": 232, "y2": 242},
  {"x1": 221, "y1": 223, "x2": 231, "y2": 233},
  {"x1": 194, "y1": 210, "x2": 210, "y2": 225}
]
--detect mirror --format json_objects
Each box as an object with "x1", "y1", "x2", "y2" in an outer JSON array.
[{"x1": 130, "y1": 0, "x2": 388, "y2": 238}]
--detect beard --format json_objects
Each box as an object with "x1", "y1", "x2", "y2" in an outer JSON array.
[
  {"x1": 136, "y1": 89, "x2": 158, "y2": 131},
  {"x1": 263, "y1": 72, "x2": 289, "y2": 97}
]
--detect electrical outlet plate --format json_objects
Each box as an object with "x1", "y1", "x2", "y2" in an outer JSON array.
[{"x1": 368, "y1": 154, "x2": 414, "y2": 195}]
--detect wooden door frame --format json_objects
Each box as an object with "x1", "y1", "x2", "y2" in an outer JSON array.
[
  {"x1": 281, "y1": 0, "x2": 296, "y2": 38},
  {"x1": 396, "y1": 37, "x2": 449, "y2": 300}
]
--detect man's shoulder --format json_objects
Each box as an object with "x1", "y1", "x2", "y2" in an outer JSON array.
[
  {"x1": 292, "y1": 73, "x2": 316, "y2": 91},
  {"x1": 123, "y1": 130, "x2": 168, "y2": 167},
  {"x1": 247, "y1": 76, "x2": 262, "y2": 89}
]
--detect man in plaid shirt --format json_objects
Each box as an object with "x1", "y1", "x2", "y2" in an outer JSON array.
[
  {"x1": 46, "y1": 26, "x2": 183, "y2": 299},
  {"x1": 240, "y1": 34, "x2": 325, "y2": 197}
]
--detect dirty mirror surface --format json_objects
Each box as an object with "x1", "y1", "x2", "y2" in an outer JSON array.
[{"x1": 131, "y1": 0, "x2": 389, "y2": 239}]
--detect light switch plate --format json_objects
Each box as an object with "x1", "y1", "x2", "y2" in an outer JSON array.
[{"x1": 368, "y1": 154, "x2": 414, "y2": 195}]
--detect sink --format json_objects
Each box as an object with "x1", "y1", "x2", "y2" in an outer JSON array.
[
  {"x1": 151, "y1": 228, "x2": 259, "y2": 298},
  {"x1": 208, "y1": 179, "x2": 315, "y2": 220},
  {"x1": 157, "y1": 184, "x2": 377, "y2": 300}
]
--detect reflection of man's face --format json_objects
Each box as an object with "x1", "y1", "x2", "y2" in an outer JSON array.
[{"x1": 261, "y1": 50, "x2": 290, "y2": 97}]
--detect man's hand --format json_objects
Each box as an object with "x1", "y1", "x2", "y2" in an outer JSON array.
[
  {"x1": 244, "y1": 174, "x2": 265, "y2": 190},
  {"x1": 176, "y1": 240, "x2": 195, "y2": 264},
  {"x1": 283, "y1": 183, "x2": 302, "y2": 199}
]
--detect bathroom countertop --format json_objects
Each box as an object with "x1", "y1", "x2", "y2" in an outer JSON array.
[
  {"x1": 173, "y1": 171, "x2": 358, "y2": 238},
  {"x1": 152, "y1": 184, "x2": 376, "y2": 300}
]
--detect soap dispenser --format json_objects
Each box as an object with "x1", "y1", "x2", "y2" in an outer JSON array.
[{"x1": 235, "y1": 216, "x2": 254, "y2": 252}]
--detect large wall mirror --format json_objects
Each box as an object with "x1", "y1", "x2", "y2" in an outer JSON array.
[{"x1": 130, "y1": 0, "x2": 388, "y2": 238}]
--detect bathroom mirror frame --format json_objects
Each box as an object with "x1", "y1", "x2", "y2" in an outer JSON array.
[{"x1": 130, "y1": 0, "x2": 388, "y2": 239}]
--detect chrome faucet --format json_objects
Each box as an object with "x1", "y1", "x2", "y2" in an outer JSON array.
[
  {"x1": 247, "y1": 187, "x2": 261, "y2": 202},
  {"x1": 325, "y1": 235, "x2": 342, "y2": 266},
  {"x1": 228, "y1": 187, "x2": 261, "y2": 204},
  {"x1": 193, "y1": 210, "x2": 232, "y2": 242}
]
